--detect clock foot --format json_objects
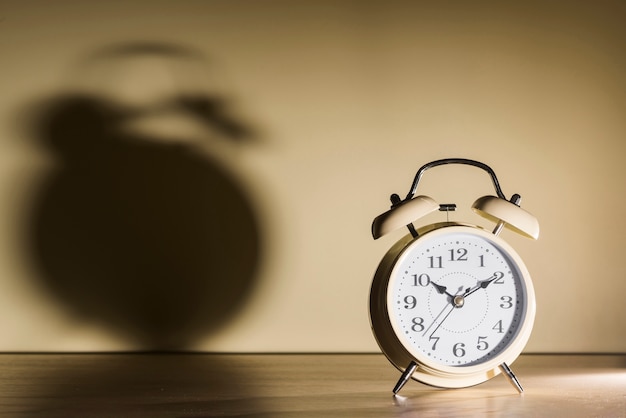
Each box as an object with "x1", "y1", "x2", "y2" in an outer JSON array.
[
  {"x1": 499, "y1": 362, "x2": 524, "y2": 394},
  {"x1": 392, "y1": 361, "x2": 417, "y2": 394}
]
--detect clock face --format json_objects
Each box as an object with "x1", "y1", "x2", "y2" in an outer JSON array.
[{"x1": 387, "y1": 227, "x2": 533, "y2": 369}]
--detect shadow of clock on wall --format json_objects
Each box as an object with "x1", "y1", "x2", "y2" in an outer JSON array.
[{"x1": 23, "y1": 43, "x2": 263, "y2": 350}]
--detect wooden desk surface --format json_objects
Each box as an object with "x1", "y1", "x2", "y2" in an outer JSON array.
[{"x1": 0, "y1": 353, "x2": 624, "y2": 417}]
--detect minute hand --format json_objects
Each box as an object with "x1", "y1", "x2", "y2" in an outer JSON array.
[{"x1": 464, "y1": 272, "x2": 504, "y2": 298}]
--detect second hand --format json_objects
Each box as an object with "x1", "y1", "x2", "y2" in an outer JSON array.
[
  {"x1": 423, "y1": 289, "x2": 464, "y2": 337},
  {"x1": 428, "y1": 304, "x2": 456, "y2": 339},
  {"x1": 422, "y1": 302, "x2": 453, "y2": 337}
]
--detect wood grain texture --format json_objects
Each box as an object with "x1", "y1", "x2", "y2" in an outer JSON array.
[{"x1": 0, "y1": 354, "x2": 624, "y2": 417}]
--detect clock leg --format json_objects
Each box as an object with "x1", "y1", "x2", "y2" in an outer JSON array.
[
  {"x1": 499, "y1": 362, "x2": 524, "y2": 394},
  {"x1": 392, "y1": 361, "x2": 417, "y2": 394}
]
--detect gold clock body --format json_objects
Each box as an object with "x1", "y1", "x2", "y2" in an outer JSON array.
[{"x1": 369, "y1": 222, "x2": 536, "y2": 389}]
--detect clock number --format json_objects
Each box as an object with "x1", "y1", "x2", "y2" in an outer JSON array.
[
  {"x1": 476, "y1": 336, "x2": 489, "y2": 351},
  {"x1": 492, "y1": 271, "x2": 505, "y2": 284},
  {"x1": 429, "y1": 336, "x2": 440, "y2": 351},
  {"x1": 500, "y1": 296, "x2": 513, "y2": 309},
  {"x1": 478, "y1": 255, "x2": 485, "y2": 267},
  {"x1": 412, "y1": 273, "x2": 431, "y2": 287},
  {"x1": 449, "y1": 248, "x2": 468, "y2": 261},
  {"x1": 428, "y1": 256, "x2": 443, "y2": 269},
  {"x1": 492, "y1": 320, "x2": 504, "y2": 334},
  {"x1": 403, "y1": 295, "x2": 417, "y2": 309},
  {"x1": 453, "y1": 342, "x2": 466, "y2": 357},
  {"x1": 411, "y1": 317, "x2": 425, "y2": 332}
]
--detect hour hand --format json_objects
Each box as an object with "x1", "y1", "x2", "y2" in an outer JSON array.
[{"x1": 430, "y1": 281, "x2": 454, "y2": 298}]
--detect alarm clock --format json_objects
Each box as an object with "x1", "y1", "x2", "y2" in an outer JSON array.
[{"x1": 369, "y1": 158, "x2": 539, "y2": 394}]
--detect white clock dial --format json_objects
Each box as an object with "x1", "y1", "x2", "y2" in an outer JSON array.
[{"x1": 388, "y1": 227, "x2": 530, "y2": 368}]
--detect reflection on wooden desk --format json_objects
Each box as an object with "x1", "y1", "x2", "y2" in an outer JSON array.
[{"x1": 0, "y1": 354, "x2": 624, "y2": 417}]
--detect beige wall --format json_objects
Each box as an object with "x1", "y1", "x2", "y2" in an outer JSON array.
[{"x1": 1, "y1": 0, "x2": 624, "y2": 352}]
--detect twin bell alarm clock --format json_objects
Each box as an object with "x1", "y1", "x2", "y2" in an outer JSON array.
[{"x1": 369, "y1": 158, "x2": 539, "y2": 394}]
